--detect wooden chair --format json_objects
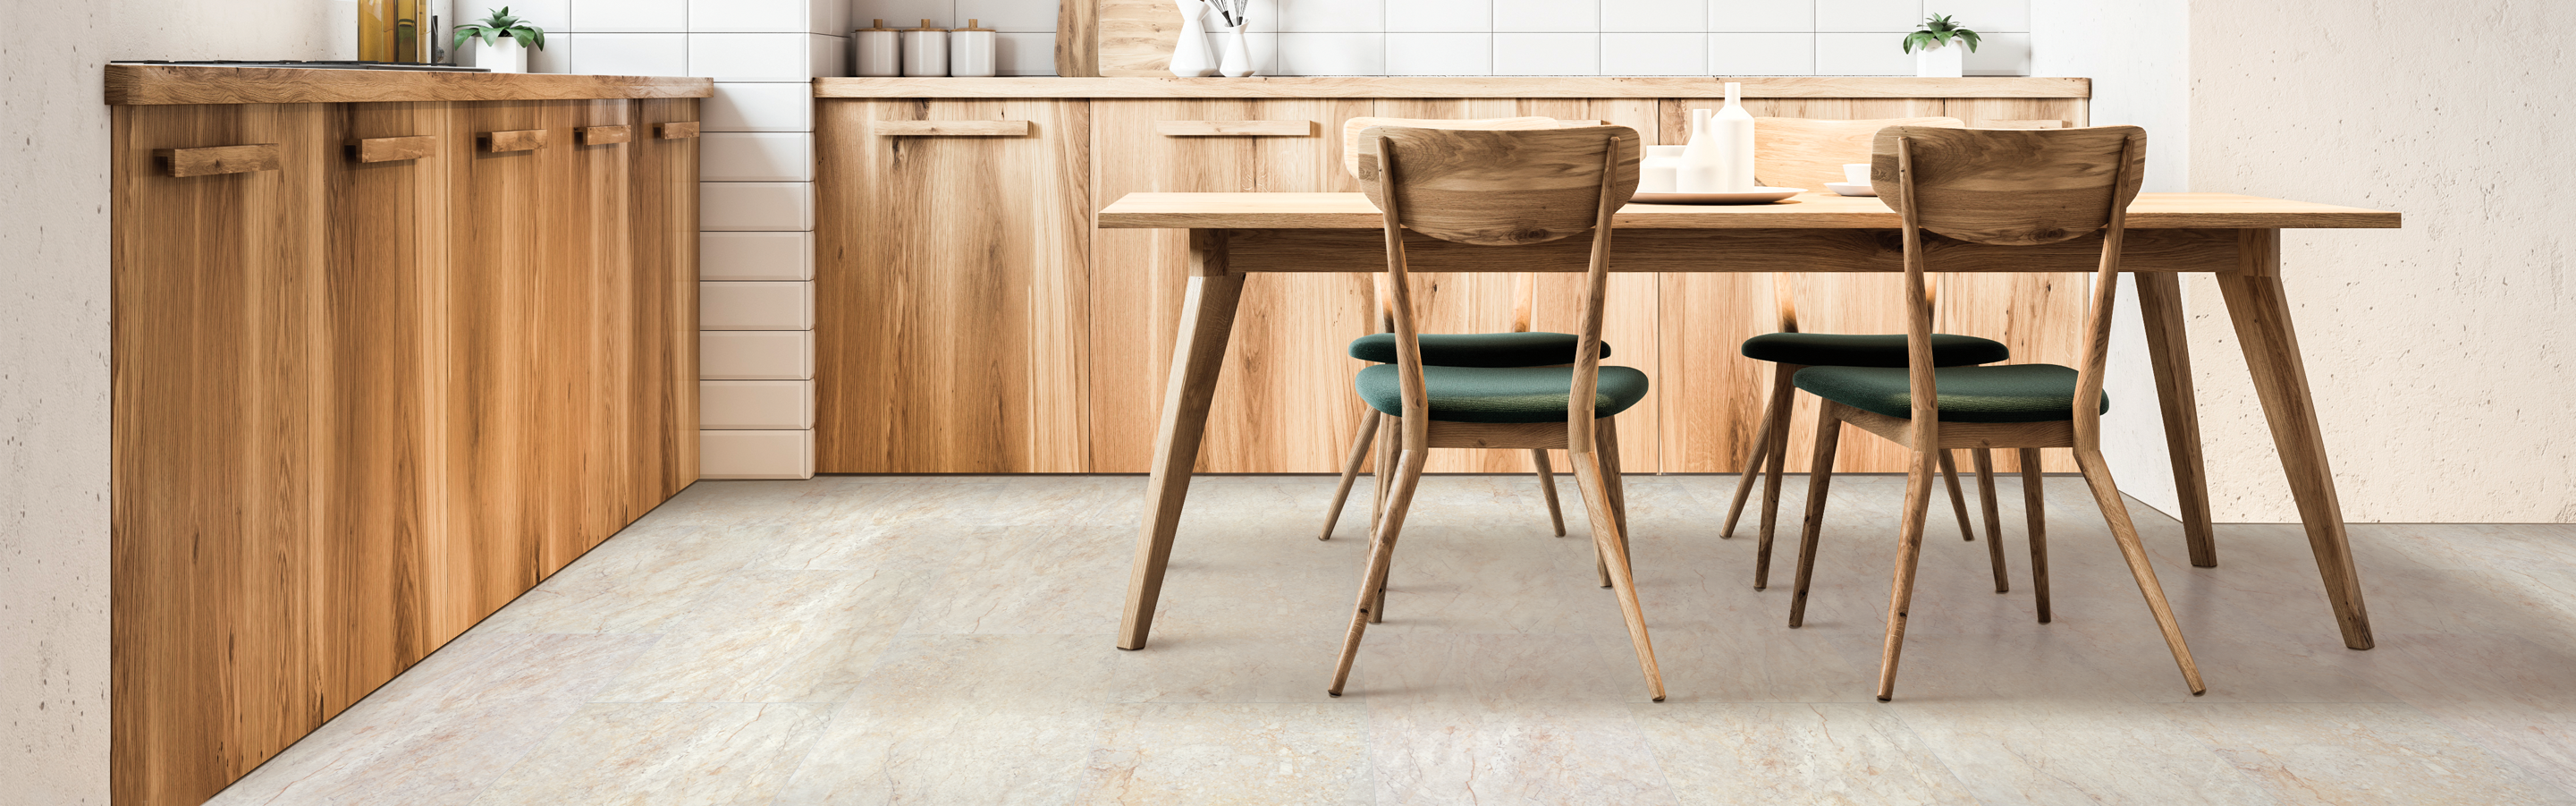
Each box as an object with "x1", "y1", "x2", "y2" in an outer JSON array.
[
  {"x1": 1721, "y1": 116, "x2": 2013, "y2": 593},
  {"x1": 1316, "y1": 116, "x2": 1615, "y2": 542},
  {"x1": 1784, "y1": 124, "x2": 2202, "y2": 700},
  {"x1": 1328, "y1": 123, "x2": 1664, "y2": 700}
]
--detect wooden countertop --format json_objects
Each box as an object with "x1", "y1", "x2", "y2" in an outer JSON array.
[
  {"x1": 106, "y1": 64, "x2": 714, "y2": 106},
  {"x1": 815, "y1": 76, "x2": 2088, "y2": 99},
  {"x1": 1097, "y1": 192, "x2": 2402, "y2": 230}
]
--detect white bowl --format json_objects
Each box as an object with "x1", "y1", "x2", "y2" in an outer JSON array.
[{"x1": 1825, "y1": 182, "x2": 1878, "y2": 197}]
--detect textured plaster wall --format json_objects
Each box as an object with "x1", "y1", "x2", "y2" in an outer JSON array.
[
  {"x1": 0, "y1": 4, "x2": 344, "y2": 803},
  {"x1": 2186, "y1": 0, "x2": 2576, "y2": 522}
]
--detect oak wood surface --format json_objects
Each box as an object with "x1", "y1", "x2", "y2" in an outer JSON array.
[
  {"x1": 1155, "y1": 119, "x2": 1315, "y2": 136},
  {"x1": 817, "y1": 98, "x2": 1093, "y2": 472},
  {"x1": 1096, "y1": 191, "x2": 2402, "y2": 230},
  {"x1": 655, "y1": 121, "x2": 701, "y2": 139},
  {"x1": 1056, "y1": 0, "x2": 1100, "y2": 77},
  {"x1": 577, "y1": 123, "x2": 633, "y2": 145},
  {"x1": 107, "y1": 64, "x2": 713, "y2": 106},
  {"x1": 818, "y1": 76, "x2": 2092, "y2": 98},
  {"x1": 479, "y1": 128, "x2": 546, "y2": 152},
  {"x1": 350, "y1": 134, "x2": 439, "y2": 162},
  {"x1": 870, "y1": 118, "x2": 1035, "y2": 136},
  {"x1": 154, "y1": 142, "x2": 283, "y2": 175}
]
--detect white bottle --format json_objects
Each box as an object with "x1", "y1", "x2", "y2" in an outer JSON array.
[
  {"x1": 1678, "y1": 109, "x2": 1722, "y2": 193},
  {"x1": 1640, "y1": 145, "x2": 1685, "y2": 193},
  {"x1": 1711, "y1": 81, "x2": 1757, "y2": 191},
  {"x1": 1169, "y1": 0, "x2": 1219, "y2": 77}
]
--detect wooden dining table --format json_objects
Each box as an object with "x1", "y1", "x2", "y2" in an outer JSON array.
[{"x1": 1099, "y1": 191, "x2": 2401, "y2": 652}]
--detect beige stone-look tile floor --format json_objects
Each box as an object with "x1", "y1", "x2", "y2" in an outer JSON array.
[{"x1": 206, "y1": 473, "x2": 2576, "y2": 805}]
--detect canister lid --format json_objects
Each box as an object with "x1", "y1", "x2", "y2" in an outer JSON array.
[
  {"x1": 853, "y1": 18, "x2": 899, "y2": 31},
  {"x1": 953, "y1": 18, "x2": 994, "y2": 31},
  {"x1": 908, "y1": 18, "x2": 948, "y2": 31}
]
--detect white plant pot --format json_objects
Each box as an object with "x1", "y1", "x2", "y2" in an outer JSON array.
[
  {"x1": 1913, "y1": 41, "x2": 1964, "y2": 78},
  {"x1": 469, "y1": 38, "x2": 528, "y2": 74}
]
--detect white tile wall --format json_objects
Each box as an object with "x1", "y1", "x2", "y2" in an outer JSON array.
[
  {"x1": 1496, "y1": 0, "x2": 1595, "y2": 31},
  {"x1": 1384, "y1": 33, "x2": 1489, "y2": 76},
  {"x1": 702, "y1": 132, "x2": 816, "y2": 182},
  {"x1": 573, "y1": 0, "x2": 688, "y2": 31},
  {"x1": 705, "y1": 82, "x2": 815, "y2": 132},
  {"x1": 691, "y1": 32, "x2": 849, "y2": 81},
  {"x1": 701, "y1": 281, "x2": 817, "y2": 329},
  {"x1": 1709, "y1": 32, "x2": 1812, "y2": 75},
  {"x1": 1709, "y1": 0, "x2": 1813, "y2": 32},
  {"x1": 702, "y1": 331, "x2": 816, "y2": 379},
  {"x1": 701, "y1": 232, "x2": 816, "y2": 279},
  {"x1": 690, "y1": 0, "x2": 847, "y2": 34},
  {"x1": 699, "y1": 429, "x2": 815, "y2": 479},
  {"x1": 701, "y1": 182, "x2": 815, "y2": 231},
  {"x1": 559, "y1": 32, "x2": 692, "y2": 75},
  {"x1": 1495, "y1": 32, "x2": 1600, "y2": 76},
  {"x1": 700, "y1": 380, "x2": 816, "y2": 428}
]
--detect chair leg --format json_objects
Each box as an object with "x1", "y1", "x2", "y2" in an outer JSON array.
[
  {"x1": 2019, "y1": 448, "x2": 2050, "y2": 624},
  {"x1": 1530, "y1": 450, "x2": 1567, "y2": 537},
  {"x1": 1369, "y1": 415, "x2": 1400, "y2": 623},
  {"x1": 1874, "y1": 448, "x2": 1941, "y2": 702},
  {"x1": 1753, "y1": 364, "x2": 1799, "y2": 589},
  {"x1": 1788, "y1": 407, "x2": 1844, "y2": 628},
  {"x1": 2071, "y1": 448, "x2": 2207, "y2": 696},
  {"x1": 1600, "y1": 417, "x2": 1633, "y2": 570},
  {"x1": 1317, "y1": 411, "x2": 1381, "y2": 541},
  {"x1": 1570, "y1": 443, "x2": 1667, "y2": 701},
  {"x1": 1719, "y1": 388, "x2": 1780, "y2": 540},
  {"x1": 1972, "y1": 448, "x2": 2009, "y2": 594},
  {"x1": 1330, "y1": 446, "x2": 1428, "y2": 697},
  {"x1": 1939, "y1": 450, "x2": 1976, "y2": 542}
]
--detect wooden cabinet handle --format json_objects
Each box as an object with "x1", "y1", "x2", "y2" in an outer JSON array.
[
  {"x1": 1155, "y1": 120, "x2": 1313, "y2": 137},
  {"x1": 655, "y1": 122, "x2": 700, "y2": 140},
  {"x1": 348, "y1": 135, "x2": 437, "y2": 163},
  {"x1": 478, "y1": 129, "x2": 545, "y2": 153},
  {"x1": 155, "y1": 144, "x2": 280, "y2": 176},
  {"x1": 576, "y1": 125, "x2": 632, "y2": 145},
  {"x1": 871, "y1": 120, "x2": 1031, "y2": 137}
]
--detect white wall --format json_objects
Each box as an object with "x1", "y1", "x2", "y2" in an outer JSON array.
[
  {"x1": 0, "y1": 4, "x2": 346, "y2": 802},
  {"x1": 2184, "y1": 0, "x2": 2576, "y2": 522},
  {"x1": 2031, "y1": 0, "x2": 2190, "y2": 517},
  {"x1": 853, "y1": 0, "x2": 2034, "y2": 76}
]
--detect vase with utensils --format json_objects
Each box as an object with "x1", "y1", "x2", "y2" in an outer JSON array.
[
  {"x1": 1169, "y1": 0, "x2": 1218, "y2": 77},
  {"x1": 1211, "y1": 0, "x2": 1254, "y2": 76}
]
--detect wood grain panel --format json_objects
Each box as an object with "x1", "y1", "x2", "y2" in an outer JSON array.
[
  {"x1": 1154, "y1": 119, "x2": 1314, "y2": 136},
  {"x1": 350, "y1": 133, "x2": 438, "y2": 162},
  {"x1": 577, "y1": 124, "x2": 633, "y2": 145},
  {"x1": 1057, "y1": 0, "x2": 1100, "y2": 77},
  {"x1": 629, "y1": 99, "x2": 702, "y2": 511},
  {"x1": 1089, "y1": 98, "x2": 1378, "y2": 473},
  {"x1": 107, "y1": 64, "x2": 714, "y2": 106},
  {"x1": 816, "y1": 99, "x2": 1093, "y2": 472},
  {"x1": 875, "y1": 75, "x2": 2090, "y2": 99},
  {"x1": 154, "y1": 142, "x2": 283, "y2": 175},
  {"x1": 656, "y1": 121, "x2": 701, "y2": 139},
  {"x1": 870, "y1": 119, "x2": 1033, "y2": 136},
  {"x1": 480, "y1": 128, "x2": 546, "y2": 152},
  {"x1": 1096, "y1": 0, "x2": 1178, "y2": 77}
]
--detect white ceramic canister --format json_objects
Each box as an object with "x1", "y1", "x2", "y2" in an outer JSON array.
[
  {"x1": 950, "y1": 19, "x2": 997, "y2": 77},
  {"x1": 1640, "y1": 146, "x2": 1685, "y2": 193},
  {"x1": 900, "y1": 20, "x2": 949, "y2": 77},
  {"x1": 852, "y1": 19, "x2": 900, "y2": 77}
]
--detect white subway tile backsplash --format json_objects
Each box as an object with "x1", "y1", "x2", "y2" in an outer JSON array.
[
  {"x1": 1602, "y1": 0, "x2": 1707, "y2": 32},
  {"x1": 1930, "y1": 0, "x2": 2028, "y2": 31},
  {"x1": 689, "y1": 32, "x2": 845, "y2": 80},
  {"x1": 572, "y1": 0, "x2": 688, "y2": 31},
  {"x1": 700, "y1": 380, "x2": 815, "y2": 428},
  {"x1": 1272, "y1": 0, "x2": 1381, "y2": 32},
  {"x1": 702, "y1": 331, "x2": 816, "y2": 379},
  {"x1": 1495, "y1": 0, "x2": 1597, "y2": 32},
  {"x1": 1383, "y1": 33, "x2": 1490, "y2": 75},
  {"x1": 1816, "y1": 0, "x2": 1921, "y2": 31},
  {"x1": 956, "y1": 0, "x2": 1061, "y2": 32},
  {"x1": 562, "y1": 32, "x2": 690, "y2": 75},
  {"x1": 495, "y1": 0, "x2": 572, "y2": 35},
  {"x1": 528, "y1": 37, "x2": 576, "y2": 73},
  {"x1": 702, "y1": 132, "x2": 815, "y2": 182},
  {"x1": 1601, "y1": 32, "x2": 1706, "y2": 75},
  {"x1": 1493, "y1": 33, "x2": 1599, "y2": 76},
  {"x1": 1962, "y1": 30, "x2": 2029, "y2": 75},
  {"x1": 994, "y1": 31, "x2": 1062, "y2": 75},
  {"x1": 699, "y1": 428, "x2": 814, "y2": 479},
  {"x1": 1388, "y1": 0, "x2": 1489, "y2": 32},
  {"x1": 1815, "y1": 31, "x2": 1914, "y2": 74},
  {"x1": 814, "y1": 0, "x2": 851, "y2": 34},
  {"x1": 700, "y1": 281, "x2": 815, "y2": 329},
  {"x1": 705, "y1": 82, "x2": 815, "y2": 132},
  {"x1": 1273, "y1": 32, "x2": 1382, "y2": 75},
  {"x1": 850, "y1": 0, "x2": 958, "y2": 30},
  {"x1": 701, "y1": 182, "x2": 815, "y2": 231},
  {"x1": 689, "y1": 0, "x2": 811, "y2": 32},
  {"x1": 1710, "y1": 32, "x2": 1813, "y2": 74},
  {"x1": 702, "y1": 231, "x2": 815, "y2": 280},
  {"x1": 1708, "y1": 0, "x2": 1815, "y2": 32}
]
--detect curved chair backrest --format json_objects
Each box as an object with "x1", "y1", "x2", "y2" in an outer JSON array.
[
  {"x1": 1872, "y1": 124, "x2": 2147, "y2": 442},
  {"x1": 1341, "y1": 115, "x2": 1603, "y2": 332},
  {"x1": 1356, "y1": 124, "x2": 1642, "y2": 451},
  {"x1": 1752, "y1": 116, "x2": 1961, "y2": 333}
]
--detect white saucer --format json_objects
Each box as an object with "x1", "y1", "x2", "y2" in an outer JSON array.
[
  {"x1": 1825, "y1": 182, "x2": 1878, "y2": 197},
  {"x1": 1632, "y1": 187, "x2": 1804, "y2": 205}
]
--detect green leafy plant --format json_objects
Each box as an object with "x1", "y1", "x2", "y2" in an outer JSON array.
[
  {"x1": 454, "y1": 6, "x2": 546, "y2": 52},
  {"x1": 1902, "y1": 14, "x2": 1981, "y2": 53}
]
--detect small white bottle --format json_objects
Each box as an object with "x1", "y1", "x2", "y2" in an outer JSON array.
[
  {"x1": 851, "y1": 20, "x2": 900, "y2": 77},
  {"x1": 1640, "y1": 145, "x2": 1685, "y2": 193},
  {"x1": 1711, "y1": 82, "x2": 1757, "y2": 191},
  {"x1": 1678, "y1": 108, "x2": 1722, "y2": 193}
]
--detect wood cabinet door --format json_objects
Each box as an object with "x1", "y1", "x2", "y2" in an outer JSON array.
[
  {"x1": 628, "y1": 98, "x2": 701, "y2": 509},
  {"x1": 815, "y1": 99, "x2": 1093, "y2": 472},
  {"x1": 1087, "y1": 98, "x2": 1376, "y2": 473}
]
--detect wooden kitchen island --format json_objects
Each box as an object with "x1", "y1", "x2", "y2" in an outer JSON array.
[{"x1": 108, "y1": 64, "x2": 708, "y2": 806}]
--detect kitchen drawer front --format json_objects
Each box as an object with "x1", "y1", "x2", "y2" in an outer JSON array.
[
  {"x1": 701, "y1": 330, "x2": 815, "y2": 379},
  {"x1": 700, "y1": 280, "x2": 814, "y2": 329},
  {"x1": 699, "y1": 379, "x2": 815, "y2": 429}
]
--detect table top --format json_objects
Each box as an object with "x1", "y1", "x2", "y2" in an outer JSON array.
[{"x1": 1097, "y1": 192, "x2": 2402, "y2": 231}]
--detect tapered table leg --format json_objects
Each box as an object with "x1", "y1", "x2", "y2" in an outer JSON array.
[
  {"x1": 2134, "y1": 271, "x2": 2217, "y2": 567},
  {"x1": 2215, "y1": 229, "x2": 2373, "y2": 650},
  {"x1": 1119, "y1": 229, "x2": 1247, "y2": 650}
]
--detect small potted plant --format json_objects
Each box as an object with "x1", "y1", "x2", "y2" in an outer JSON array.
[
  {"x1": 454, "y1": 6, "x2": 546, "y2": 74},
  {"x1": 1902, "y1": 14, "x2": 1980, "y2": 78}
]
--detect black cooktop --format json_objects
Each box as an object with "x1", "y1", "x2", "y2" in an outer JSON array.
[{"x1": 114, "y1": 60, "x2": 488, "y2": 72}]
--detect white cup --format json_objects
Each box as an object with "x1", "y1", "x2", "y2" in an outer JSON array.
[{"x1": 1843, "y1": 163, "x2": 1871, "y2": 184}]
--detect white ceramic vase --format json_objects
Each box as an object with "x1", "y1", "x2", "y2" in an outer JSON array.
[
  {"x1": 469, "y1": 37, "x2": 527, "y2": 73},
  {"x1": 1913, "y1": 40, "x2": 1964, "y2": 78},
  {"x1": 1219, "y1": 23, "x2": 1254, "y2": 77},
  {"x1": 1169, "y1": 0, "x2": 1218, "y2": 77}
]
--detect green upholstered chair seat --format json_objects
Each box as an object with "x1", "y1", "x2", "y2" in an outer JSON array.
[
  {"x1": 1741, "y1": 332, "x2": 2009, "y2": 369},
  {"x1": 1792, "y1": 363, "x2": 2107, "y2": 423},
  {"x1": 1356, "y1": 364, "x2": 1650, "y2": 424},
  {"x1": 1350, "y1": 332, "x2": 1610, "y2": 368}
]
